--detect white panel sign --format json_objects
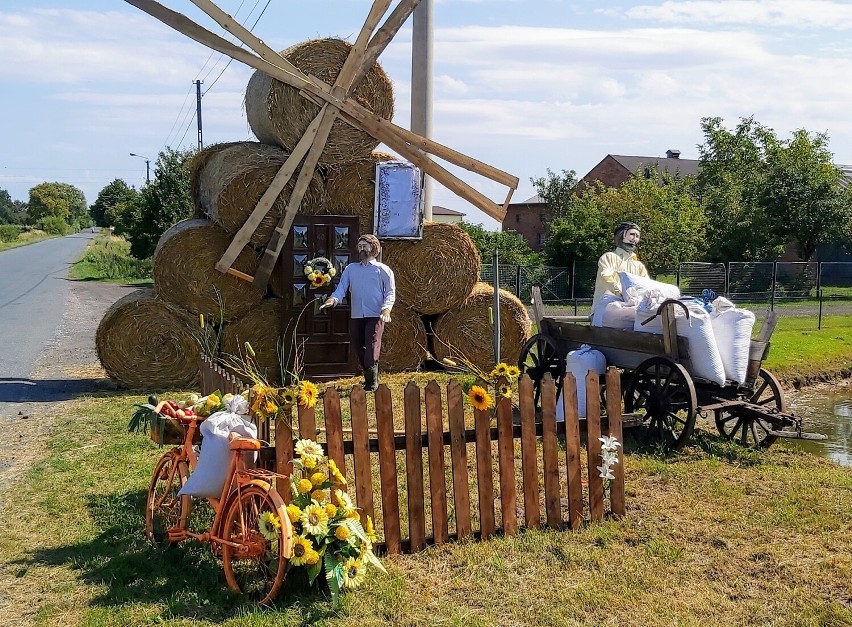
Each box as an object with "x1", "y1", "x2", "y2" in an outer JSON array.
[{"x1": 373, "y1": 161, "x2": 424, "y2": 239}]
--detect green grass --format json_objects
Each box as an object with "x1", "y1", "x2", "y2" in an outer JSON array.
[
  {"x1": 2, "y1": 390, "x2": 852, "y2": 626},
  {"x1": 0, "y1": 229, "x2": 53, "y2": 252},
  {"x1": 761, "y1": 315, "x2": 852, "y2": 383},
  {"x1": 70, "y1": 234, "x2": 153, "y2": 284}
]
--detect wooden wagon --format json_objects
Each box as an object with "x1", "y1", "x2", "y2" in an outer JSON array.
[{"x1": 518, "y1": 288, "x2": 825, "y2": 450}]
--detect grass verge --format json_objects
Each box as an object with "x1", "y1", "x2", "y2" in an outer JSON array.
[
  {"x1": 1, "y1": 385, "x2": 852, "y2": 626},
  {"x1": 761, "y1": 315, "x2": 852, "y2": 385},
  {"x1": 70, "y1": 234, "x2": 153, "y2": 285},
  {"x1": 0, "y1": 230, "x2": 53, "y2": 252}
]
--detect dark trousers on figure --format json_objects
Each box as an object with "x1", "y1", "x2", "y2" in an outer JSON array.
[{"x1": 351, "y1": 317, "x2": 384, "y2": 369}]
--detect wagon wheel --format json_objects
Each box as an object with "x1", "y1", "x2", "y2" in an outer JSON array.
[
  {"x1": 715, "y1": 368, "x2": 786, "y2": 448},
  {"x1": 518, "y1": 334, "x2": 565, "y2": 410},
  {"x1": 625, "y1": 356, "x2": 697, "y2": 451}
]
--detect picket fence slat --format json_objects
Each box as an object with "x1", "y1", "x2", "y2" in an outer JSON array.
[
  {"x1": 376, "y1": 385, "x2": 402, "y2": 554},
  {"x1": 447, "y1": 381, "x2": 472, "y2": 539},
  {"x1": 350, "y1": 385, "x2": 374, "y2": 526},
  {"x1": 586, "y1": 372, "x2": 604, "y2": 522},
  {"x1": 562, "y1": 374, "x2": 584, "y2": 530},
  {"x1": 197, "y1": 360, "x2": 628, "y2": 555},
  {"x1": 519, "y1": 375, "x2": 540, "y2": 529},
  {"x1": 425, "y1": 381, "x2": 449, "y2": 545},
  {"x1": 540, "y1": 374, "x2": 561, "y2": 529},
  {"x1": 404, "y1": 382, "x2": 427, "y2": 552},
  {"x1": 474, "y1": 406, "x2": 496, "y2": 539}
]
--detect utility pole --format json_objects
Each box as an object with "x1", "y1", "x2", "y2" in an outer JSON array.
[
  {"x1": 195, "y1": 79, "x2": 204, "y2": 149},
  {"x1": 411, "y1": 0, "x2": 433, "y2": 221}
]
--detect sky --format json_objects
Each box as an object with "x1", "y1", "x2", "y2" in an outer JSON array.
[{"x1": 3, "y1": 0, "x2": 852, "y2": 229}]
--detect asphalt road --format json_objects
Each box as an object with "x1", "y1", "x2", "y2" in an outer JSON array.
[{"x1": 0, "y1": 231, "x2": 136, "y2": 414}]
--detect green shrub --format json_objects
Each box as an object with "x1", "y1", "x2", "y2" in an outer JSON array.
[
  {"x1": 0, "y1": 224, "x2": 21, "y2": 242},
  {"x1": 40, "y1": 216, "x2": 71, "y2": 235},
  {"x1": 73, "y1": 236, "x2": 153, "y2": 281}
]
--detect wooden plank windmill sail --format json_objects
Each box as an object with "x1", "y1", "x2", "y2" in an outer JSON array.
[{"x1": 125, "y1": 0, "x2": 519, "y2": 290}]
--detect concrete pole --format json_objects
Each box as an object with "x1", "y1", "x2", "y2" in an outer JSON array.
[{"x1": 411, "y1": 0, "x2": 433, "y2": 220}]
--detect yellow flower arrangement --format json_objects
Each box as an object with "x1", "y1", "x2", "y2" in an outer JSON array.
[
  {"x1": 287, "y1": 438, "x2": 386, "y2": 605},
  {"x1": 468, "y1": 385, "x2": 493, "y2": 411}
]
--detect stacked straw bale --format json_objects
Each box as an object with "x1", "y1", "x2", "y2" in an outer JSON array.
[
  {"x1": 221, "y1": 298, "x2": 287, "y2": 385},
  {"x1": 96, "y1": 289, "x2": 205, "y2": 389},
  {"x1": 432, "y1": 283, "x2": 532, "y2": 372},
  {"x1": 380, "y1": 304, "x2": 427, "y2": 372},
  {"x1": 245, "y1": 38, "x2": 394, "y2": 164},
  {"x1": 193, "y1": 142, "x2": 325, "y2": 246},
  {"x1": 154, "y1": 219, "x2": 264, "y2": 322},
  {"x1": 321, "y1": 150, "x2": 396, "y2": 235},
  {"x1": 382, "y1": 222, "x2": 481, "y2": 315}
]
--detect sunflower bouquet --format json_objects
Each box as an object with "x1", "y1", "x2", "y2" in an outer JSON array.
[
  {"x1": 285, "y1": 438, "x2": 386, "y2": 604},
  {"x1": 304, "y1": 256, "x2": 336, "y2": 289}
]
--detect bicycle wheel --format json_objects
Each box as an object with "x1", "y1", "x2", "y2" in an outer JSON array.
[
  {"x1": 145, "y1": 452, "x2": 189, "y2": 546},
  {"x1": 221, "y1": 485, "x2": 291, "y2": 605}
]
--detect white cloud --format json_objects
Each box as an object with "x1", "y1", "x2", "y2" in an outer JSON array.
[{"x1": 623, "y1": 0, "x2": 852, "y2": 29}]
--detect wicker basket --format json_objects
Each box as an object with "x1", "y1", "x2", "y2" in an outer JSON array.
[{"x1": 149, "y1": 415, "x2": 202, "y2": 446}]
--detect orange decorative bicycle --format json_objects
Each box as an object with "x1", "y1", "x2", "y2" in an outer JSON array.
[{"x1": 145, "y1": 401, "x2": 293, "y2": 605}]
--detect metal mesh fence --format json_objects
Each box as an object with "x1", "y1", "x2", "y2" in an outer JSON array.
[{"x1": 481, "y1": 261, "x2": 852, "y2": 325}]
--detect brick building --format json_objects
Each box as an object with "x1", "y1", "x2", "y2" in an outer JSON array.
[{"x1": 504, "y1": 149, "x2": 699, "y2": 251}]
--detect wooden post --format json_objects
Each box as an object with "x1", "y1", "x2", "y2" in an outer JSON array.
[
  {"x1": 375, "y1": 384, "x2": 401, "y2": 554},
  {"x1": 496, "y1": 394, "x2": 518, "y2": 536},
  {"x1": 447, "y1": 380, "x2": 472, "y2": 539},
  {"x1": 605, "y1": 368, "x2": 626, "y2": 518},
  {"x1": 350, "y1": 386, "x2": 374, "y2": 525},
  {"x1": 474, "y1": 406, "x2": 495, "y2": 539},
  {"x1": 562, "y1": 374, "x2": 583, "y2": 529},
  {"x1": 540, "y1": 374, "x2": 561, "y2": 529},
  {"x1": 585, "y1": 372, "x2": 604, "y2": 522},
  {"x1": 519, "y1": 375, "x2": 540, "y2": 529},
  {"x1": 297, "y1": 403, "x2": 317, "y2": 443},
  {"x1": 404, "y1": 382, "x2": 426, "y2": 552},
  {"x1": 425, "y1": 381, "x2": 448, "y2": 545},
  {"x1": 275, "y1": 411, "x2": 294, "y2": 502},
  {"x1": 323, "y1": 388, "x2": 346, "y2": 493}
]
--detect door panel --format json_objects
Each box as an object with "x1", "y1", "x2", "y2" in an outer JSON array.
[{"x1": 282, "y1": 216, "x2": 359, "y2": 379}]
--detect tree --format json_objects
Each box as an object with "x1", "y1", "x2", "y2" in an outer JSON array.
[
  {"x1": 760, "y1": 129, "x2": 852, "y2": 261},
  {"x1": 529, "y1": 168, "x2": 579, "y2": 221},
  {"x1": 696, "y1": 116, "x2": 851, "y2": 261},
  {"x1": 27, "y1": 182, "x2": 88, "y2": 230},
  {"x1": 536, "y1": 169, "x2": 706, "y2": 274},
  {"x1": 125, "y1": 148, "x2": 195, "y2": 259},
  {"x1": 459, "y1": 221, "x2": 543, "y2": 266},
  {"x1": 91, "y1": 179, "x2": 138, "y2": 228},
  {"x1": 0, "y1": 189, "x2": 24, "y2": 225}
]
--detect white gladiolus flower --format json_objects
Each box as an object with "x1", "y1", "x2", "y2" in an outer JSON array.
[{"x1": 597, "y1": 465, "x2": 615, "y2": 481}]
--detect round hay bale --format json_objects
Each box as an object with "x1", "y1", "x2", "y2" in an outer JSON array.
[
  {"x1": 96, "y1": 289, "x2": 204, "y2": 389},
  {"x1": 432, "y1": 283, "x2": 532, "y2": 372},
  {"x1": 245, "y1": 38, "x2": 394, "y2": 164},
  {"x1": 188, "y1": 141, "x2": 245, "y2": 216},
  {"x1": 195, "y1": 142, "x2": 325, "y2": 246},
  {"x1": 221, "y1": 298, "x2": 286, "y2": 385},
  {"x1": 319, "y1": 150, "x2": 396, "y2": 235},
  {"x1": 381, "y1": 305, "x2": 427, "y2": 372},
  {"x1": 382, "y1": 222, "x2": 481, "y2": 315},
  {"x1": 153, "y1": 219, "x2": 264, "y2": 322}
]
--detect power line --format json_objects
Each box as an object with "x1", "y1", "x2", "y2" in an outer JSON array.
[
  {"x1": 160, "y1": 82, "x2": 195, "y2": 151},
  {"x1": 203, "y1": 0, "x2": 272, "y2": 95}
]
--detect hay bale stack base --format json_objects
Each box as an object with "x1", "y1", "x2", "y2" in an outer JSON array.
[
  {"x1": 221, "y1": 298, "x2": 287, "y2": 385},
  {"x1": 194, "y1": 142, "x2": 324, "y2": 246},
  {"x1": 153, "y1": 219, "x2": 264, "y2": 322},
  {"x1": 433, "y1": 282, "x2": 532, "y2": 372},
  {"x1": 380, "y1": 304, "x2": 427, "y2": 372},
  {"x1": 382, "y1": 222, "x2": 481, "y2": 315},
  {"x1": 96, "y1": 289, "x2": 204, "y2": 389},
  {"x1": 245, "y1": 38, "x2": 394, "y2": 164}
]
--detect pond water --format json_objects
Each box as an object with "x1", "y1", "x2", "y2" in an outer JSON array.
[{"x1": 782, "y1": 382, "x2": 852, "y2": 466}]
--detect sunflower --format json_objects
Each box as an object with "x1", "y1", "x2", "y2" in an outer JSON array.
[
  {"x1": 498, "y1": 384, "x2": 513, "y2": 399},
  {"x1": 262, "y1": 398, "x2": 278, "y2": 417},
  {"x1": 297, "y1": 478, "x2": 313, "y2": 494},
  {"x1": 333, "y1": 489, "x2": 354, "y2": 510},
  {"x1": 468, "y1": 385, "x2": 493, "y2": 411},
  {"x1": 310, "y1": 274, "x2": 328, "y2": 288},
  {"x1": 506, "y1": 365, "x2": 521, "y2": 379},
  {"x1": 335, "y1": 525, "x2": 351, "y2": 541},
  {"x1": 301, "y1": 504, "x2": 329, "y2": 536},
  {"x1": 281, "y1": 387, "x2": 298, "y2": 407},
  {"x1": 295, "y1": 439, "x2": 323, "y2": 459},
  {"x1": 258, "y1": 511, "x2": 281, "y2": 541},
  {"x1": 493, "y1": 362, "x2": 510, "y2": 377},
  {"x1": 328, "y1": 459, "x2": 347, "y2": 485},
  {"x1": 310, "y1": 471, "x2": 328, "y2": 486},
  {"x1": 290, "y1": 535, "x2": 314, "y2": 566},
  {"x1": 286, "y1": 503, "x2": 302, "y2": 524},
  {"x1": 297, "y1": 380, "x2": 319, "y2": 408},
  {"x1": 341, "y1": 557, "x2": 366, "y2": 589}
]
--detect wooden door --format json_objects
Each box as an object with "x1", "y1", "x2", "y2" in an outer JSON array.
[{"x1": 281, "y1": 216, "x2": 360, "y2": 379}]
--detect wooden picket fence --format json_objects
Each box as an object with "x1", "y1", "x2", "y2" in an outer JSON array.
[{"x1": 198, "y1": 357, "x2": 626, "y2": 554}]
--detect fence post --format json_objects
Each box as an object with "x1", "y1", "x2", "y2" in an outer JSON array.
[
  {"x1": 771, "y1": 261, "x2": 777, "y2": 311},
  {"x1": 515, "y1": 264, "x2": 521, "y2": 298},
  {"x1": 725, "y1": 262, "x2": 730, "y2": 299},
  {"x1": 571, "y1": 259, "x2": 577, "y2": 316},
  {"x1": 676, "y1": 263, "x2": 682, "y2": 290},
  {"x1": 817, "y1": 261, "x2": 823, "y2": 330}
]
